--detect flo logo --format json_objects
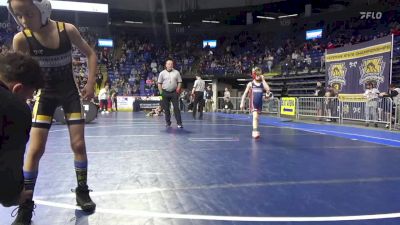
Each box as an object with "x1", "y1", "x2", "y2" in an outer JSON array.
[
  {"x1": 359, "y1": 56, "x2": 385, "y2": 89},
  {"x1": 328, "y1": 63, "x2": 347, "y2": 91},
  {"x1": 360, "y1": 12, "x2": 382, "y2": 19}
]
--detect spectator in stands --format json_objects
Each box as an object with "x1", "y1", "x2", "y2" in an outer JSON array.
[
  {"x1": 294, "y1": 52, "x2": 305, "y2": 75},
  {"x1": 0, "y1": 45, "x2": 10, "y2": 55},
  {"x1": 291, "y1": 50, "x2": 299, "y2": 65},
  {"x1": 320, "y1": 55, "x2": 325, "y2": 72},
  {"x1": 266, "y1": 54, "x2": 274, "y2": 73},
  {"x1": 364, "y1": 82, "x2": 380, "y2": 127},
  {"x1": 304, "y1": 54, "x2": 312, "y2": 73},
  {"x1": 282, "y1": 55, "x2": 292, "y2": 76},
  {"x1": 327, "y1": 42, "x2": 335, "y2": 49},
  {"x1": 392, "y1": 24, "x2": 400, "y2": 36},
  {"x1": 150, "y1": 60, "x2": 157, "y2": 73},
  {"x1": 96, "y1": 70, "x2": 103, "y2": 90}
]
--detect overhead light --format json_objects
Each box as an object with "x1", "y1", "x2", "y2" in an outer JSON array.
[
  {"x1": 168, "y1": 22, "x2": 182, "y2": 25},
  {"x1": 237, "y1": 79, "x2": 252, "y2": 81},
  {"x1": 202, "y1": 20, "x2": 220, "y2": 24},
  {"x1": 239, "y1": 84, "x2": 246, "y2": 86},
  {"x1": 125, "y1": 21, "x2": 143, "y2": 24},
  {"x1": 278, "y1": 14, "x2": 298, "y2": 18},
  {"x1": 256, "y1": 16, "x2": 275, "y2": 20}
]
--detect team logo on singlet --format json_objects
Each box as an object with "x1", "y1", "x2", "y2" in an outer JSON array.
[
  {"x1": 32, "y1": 51, "x2": 72, "y2": 68},
  {"x1": 359, "y1": 56, "x2": 385, "y2": 90},
  {"x1": 33, "y1": 49, "x2": 44, "y2": 55}
]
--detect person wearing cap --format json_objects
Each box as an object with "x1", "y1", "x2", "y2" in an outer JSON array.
[
  {"x1": 8, "y1": 0, "x2": 97, "y2": 223},
  {"x1": 240, "y1": 67, "x2": 270, "y2": 139}
]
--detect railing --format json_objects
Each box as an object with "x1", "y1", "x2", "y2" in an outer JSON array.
[
  {"x1": 214, "y1": 95, "x2": 397, "y2": 130},
  {"x1": 216, "y1": 97, "x2": 280, "y2": 115},
  {"x1": 297, "y1": 97, "x2": 340, "y2": 122},
  {"x1": 340, "y1": 97, "x2": 392, "y2": 128},
  {"x1": 263, "y1": 98, "x2": 280, "y2": 116},
  {"x1": 216, "y1": 97, "x2": 248, "y2": 113}
]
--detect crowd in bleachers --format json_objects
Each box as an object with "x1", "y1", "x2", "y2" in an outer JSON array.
[
  {"x1": 104, "y1": 36, "x2": 197, "y2": 96},
  {"x1": 1, "y1": 5, "x2": 399, "y2": 99},
  {"x1": 0, "y1": 25, "x2": 15, "y2": 56},
  {"x1": 199, "y1": 10, "x2": 400, "y2": 79}
]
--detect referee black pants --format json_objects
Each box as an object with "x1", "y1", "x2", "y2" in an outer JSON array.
[
  {"x1": 193, "y1": 91, "x2": 204, "y2": 119},
  {"x1": 162, "y1": 90, "x2": 182, "y2": 125}
]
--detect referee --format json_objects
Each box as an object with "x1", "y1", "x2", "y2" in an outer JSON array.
[
  {"x1": 158, "y1": 59, "x2": 183, "y2": 128},
  {"x1": 191, "y1": 75, "x2": 206, "y2": 119}
]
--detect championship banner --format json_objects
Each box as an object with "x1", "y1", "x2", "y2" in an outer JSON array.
[
  {"x1": 280, "y1": 97, "x2": 296, "y2": 116},
  {"x1": 338, "y1": 94, "x2": 366, "y2": 102},
  {"x1": 326, "y1": 35, "x2": 393, "y2": 94}
]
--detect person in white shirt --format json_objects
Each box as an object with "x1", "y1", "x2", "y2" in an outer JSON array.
[
  {"x1": 98, "y1": 85, "x2": 110, "y2": 113},
  {"x1": 267, "y1": 54, "x2": 274, "y2": 73},
  {"x1": 150, "y1": 60, "x2": 157, "y2": 70},
  {"x1": 363, "y1": 82, "x2": 379, "y2": 127},
  {"x1": 191, "y1": 75, "x2": 206, "y2": 119}
]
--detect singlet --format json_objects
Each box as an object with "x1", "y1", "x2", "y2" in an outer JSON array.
[
  {"x1": 22, "y1": 22, "x2": 76, "y2": 93},
  {"x1": 251, "y1": 81, "x2": 264, "y2": 102}
]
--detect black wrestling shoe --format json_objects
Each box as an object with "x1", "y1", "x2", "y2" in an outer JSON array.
[
  {"x1": 11, "y1": 200, "x2": 35, "y2": 225},
  {"x1": 73, "y1": 185, "x2": 96, "y2": 212}
]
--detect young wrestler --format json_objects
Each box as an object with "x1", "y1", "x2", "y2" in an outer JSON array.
[
  {"x1": 8, "y1": 0, "x2": 97, "y2": 223},
  {"x1": 240, "y1": 67, "x2": 270, "y2": 138}
]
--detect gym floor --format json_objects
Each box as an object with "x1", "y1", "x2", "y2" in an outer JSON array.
[{"x1": 1, "y1": 112, "x2": 400, "y2": 225}]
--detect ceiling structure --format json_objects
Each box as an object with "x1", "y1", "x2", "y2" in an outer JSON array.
[
  {"x1": 66, "y1": 0, "x2": 285, "y2": 11},
  {"x1": 105, "y1": 0, "x2": 356, "y2": 26},
  {"x1": 50, "y1": 0, "x2": 378, "y2": 27}
]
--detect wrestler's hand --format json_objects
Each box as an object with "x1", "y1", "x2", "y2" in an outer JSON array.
[{"x1": 82, "y1": 83, "x2": 95, "y2": 100}]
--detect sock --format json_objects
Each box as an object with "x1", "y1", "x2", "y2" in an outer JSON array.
[
  {"x1": 74, "y1": 160, "x2": 88, "y2": 188},
  {"x1": 24, "y1": 170, "x2": 38, "y2": 192}
]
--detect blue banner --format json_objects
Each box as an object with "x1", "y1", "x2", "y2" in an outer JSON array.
[{"x1": 326, "y1": 35, "x2": 393, "y2": 94}]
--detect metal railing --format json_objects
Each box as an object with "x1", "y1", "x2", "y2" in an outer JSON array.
[
  {"x1": 340, "y1": 97, "x2": 392, "y2": 128},
  {"x1": 216, "y1": 97, "x2": 280, "y2": 115},
  {"x1": 214, "y1": 96, "x2": 397, "y2": 131},
  {"x1": 262, "y1": 98, "x2": 280, "y2": 116},
  {"x1": 216, "y1": 97, "x2": 248, "y2": 113},
  {"x1": 297, "y1": 97, "x2": 340, "y2": 122}
]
